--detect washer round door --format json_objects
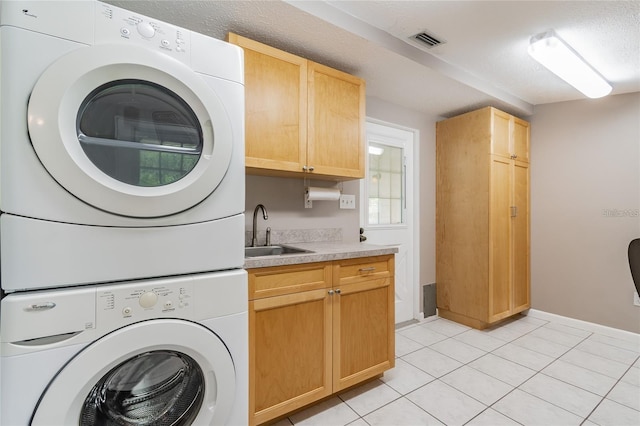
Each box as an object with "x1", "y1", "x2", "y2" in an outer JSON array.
[
  {"x1": 31, "y1": 319, "x2": 237, "y2": 425},
  {"x1": 27, "y1": 44, "x2": 234, "y2": 218}
]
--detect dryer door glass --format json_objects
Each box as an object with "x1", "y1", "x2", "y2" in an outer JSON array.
[
  {"x1": 77, "y1": 80, "x2": 203, "y2": 187},
  {"x1": 80, "y1": 350, "x2": 204, "y2": 425}
]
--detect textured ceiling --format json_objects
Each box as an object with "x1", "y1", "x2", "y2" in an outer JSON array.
[{"x1": 104, "y1": 0, "x2": 640, "y2": 119}]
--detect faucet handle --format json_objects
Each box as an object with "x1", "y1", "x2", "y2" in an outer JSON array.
[{"x1": 266, "y1": 227, "x2": 271, "y2": 246}]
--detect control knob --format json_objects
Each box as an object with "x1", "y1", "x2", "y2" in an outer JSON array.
[
  {"x1": 139, "y1": 291, "x2": 158, "y2": 308},
  {"x1": 137, "y1": 21, "x2": 155, "y2": 38}
]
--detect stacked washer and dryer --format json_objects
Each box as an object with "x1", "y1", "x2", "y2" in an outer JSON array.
[{"x1": 0, "y1": 1, "x2": 247, "y2": 424}]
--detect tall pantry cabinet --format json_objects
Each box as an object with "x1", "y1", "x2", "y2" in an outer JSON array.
[{"x1": 436, "y1": 107, "x2": 530, "y2": 329}]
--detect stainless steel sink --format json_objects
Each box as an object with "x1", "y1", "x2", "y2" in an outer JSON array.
[{"x1": 244, "y1": 245, "x2": 313, "y2": 258}]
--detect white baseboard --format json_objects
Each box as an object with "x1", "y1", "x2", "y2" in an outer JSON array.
[{"x1": 526, "y1": 309, "x2": 640, "y2": 344}]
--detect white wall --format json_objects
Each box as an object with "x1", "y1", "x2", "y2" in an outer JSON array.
[
  {"x1": 245, "y1": 175, "x2": 360, "y2": 243},
  {"x1": 531, "y1": 92, "x2": 640, "y2": 333}
]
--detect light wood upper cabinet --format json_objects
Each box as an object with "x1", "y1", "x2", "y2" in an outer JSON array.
[
  {"x1": 436, "y1": 106, "x2": 530, "y2": 329},
  {"x1": 308, "y1": 62, "x2": 365, "y2": 178},
  {"x1": 228, "y1": 33, "x2": 365, "y2": 180},
  {"x1": 247, "y1": 255, "x2": 394, "y2": 425},
  {"x1": 491, "y1": 108, "x2": 530, "y2": 162}
]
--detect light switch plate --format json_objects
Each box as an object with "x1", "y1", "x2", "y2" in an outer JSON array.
[{"x1": 340, "y1": 194, "x2": 356, "y2": 209}]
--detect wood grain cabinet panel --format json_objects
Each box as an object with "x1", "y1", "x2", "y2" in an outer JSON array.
[
  {"x1": 436, "y1": 107, "x2": 530, "y2": 329},
  {"x1": 228, "y1": 33, "x2": 365, "y2": 180},
  {"x1": 247, "y1": 255, "x2": 395, "y2": 425}
]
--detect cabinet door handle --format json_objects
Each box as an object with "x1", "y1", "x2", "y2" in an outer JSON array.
[
  {"x1": 308, "y1": 166, "x2": 314, "y2": 172},
  {"x1": 510, "y1": 206, "x2": 518, "y2": 217},
  {"x1": 328, "y1": 290, "x2": 335, "y2": 295},
  {"x1": 510, "y1": 154, "x2": 518, "y2": 159},
  {"x1": 359, "y1": 267, "x2": 375, "y2": 273},
  {"x1": 335, "y1": 289, "x2": 341, "y2": 294},
  {"x1": 302, "y1": 165, "x2": 315, "y2": 172}
]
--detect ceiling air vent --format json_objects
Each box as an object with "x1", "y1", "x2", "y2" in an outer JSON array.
[{"x1": 413, "y1": 31, "x2": 444, "y2": 48}]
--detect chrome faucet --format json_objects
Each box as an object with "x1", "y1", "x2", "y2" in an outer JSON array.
[{"x1": 252, "y1": 204, "x2": 268, "y2": 247}]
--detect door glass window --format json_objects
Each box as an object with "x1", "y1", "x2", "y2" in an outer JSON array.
[
  {"x1": 77, "y1": 80, "x2": 203, "y2": 187},
  {"x1": 368, "y1": 142, "x2": 405, "y2": 225},
  {"x1": 80, "y1": 350, "x2": 204, "y2": 425}
]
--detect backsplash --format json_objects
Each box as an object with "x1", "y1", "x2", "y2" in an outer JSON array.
[{"x1": 244, "y1": 228, "x2": 342, "y2": 247}]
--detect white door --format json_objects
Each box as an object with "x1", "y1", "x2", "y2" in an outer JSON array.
[
  {"x1": 31, "y1": 319, "x2": 237, "y2": 425},
  {"x1": 360, "y1": 121, "x2": 417, "y2": 324},
  {"x1": 27, "y1": 44, "x2": 233, "y2": 218}
]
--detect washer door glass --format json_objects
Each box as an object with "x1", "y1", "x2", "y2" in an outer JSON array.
[
  {"x1": 80, "y1": 350, "x2": 203, "y2": 425},
  {"x1": 78, "y1": 80, "x2": 202, "y2": 188}
]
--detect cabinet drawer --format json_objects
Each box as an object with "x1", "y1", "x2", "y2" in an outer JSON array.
[
  {"x1": 248, "y1": 262, "x2": 332, "y2": 300},
  {"x1": 334, "y1": 255, "x2": 394, "y2": 285}
]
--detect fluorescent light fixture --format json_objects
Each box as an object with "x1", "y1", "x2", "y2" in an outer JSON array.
[
  {"x1": 368, "y1": 146, "x2": 384, "y2": 156},
  {"x1": 528, "y1": 30, "x2": 612, "y2": 99}
]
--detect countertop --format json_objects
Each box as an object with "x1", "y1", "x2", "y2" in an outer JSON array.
[{"x1": 243, "y1": 242, "x2": 399, "y2": 269}]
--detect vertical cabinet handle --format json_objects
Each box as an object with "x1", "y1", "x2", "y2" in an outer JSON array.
[{"x1": 510, "y1": 206, "x2": 518, "y2": 217}]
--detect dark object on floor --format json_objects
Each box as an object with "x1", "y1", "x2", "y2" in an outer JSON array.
[{"x1": 629, "y1": 238, "x2": 640, "y2": 295}]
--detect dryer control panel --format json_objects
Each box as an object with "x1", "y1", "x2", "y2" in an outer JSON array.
[
  {"x1": 97, "y1": 279, "x2": 194, "y2": 325},
  {"x1": 95, "y1": 2, "x2": 191, "y2": 65}
]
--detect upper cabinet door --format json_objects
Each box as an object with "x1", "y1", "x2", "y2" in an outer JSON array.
[
  {"x1": 512, "y1": 117, "x2": 530, "y2": 163},
  {"x1": 490, "y1": 108, "x2": 530, "y2": 163},
  {"x1": 307, "y1": 62, "x2": 366, "y2": 179},
  {"x1": 227, "y1": 33, "x2": 307, "y2": 174},
  {"x1": 491, "y1": 108, "x2": 512, "y2": 158}
]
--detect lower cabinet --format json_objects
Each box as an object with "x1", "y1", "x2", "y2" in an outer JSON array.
[{"x1": 247, "y1": 255, "x2": 395, "y2": 425}]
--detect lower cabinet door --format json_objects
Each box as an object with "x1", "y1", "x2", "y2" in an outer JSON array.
[
  {"x1": 332, "y1": 277, "x2": 395, "y2": 391},
  {"x1": 250, "y1": 288, "x2": 332, "y2": 425}
]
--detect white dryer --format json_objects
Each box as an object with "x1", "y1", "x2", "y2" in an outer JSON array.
[
  {"x1": 0, "y1": 1, "x2": 245, "y2": 292},
  {"x1": 0, "y1": 270, "x2": 248, "y2": 425}
]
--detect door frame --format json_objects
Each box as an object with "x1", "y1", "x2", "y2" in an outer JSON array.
[{"x1": 360, "y1": 118, "x2": 421, "y2": 322}]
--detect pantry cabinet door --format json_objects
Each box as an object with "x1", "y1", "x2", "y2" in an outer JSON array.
[
  {"x1": 512, "y1": 160, "x2": 530, "y2": 312},
  {"x1": 488, "y1": 155, "x2": 512, "y2": 322}
]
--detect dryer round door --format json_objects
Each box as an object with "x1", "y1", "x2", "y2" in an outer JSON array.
[
  {"x1": 31, "y1": 319, "x2": 237, "y2": 425},
  {"x1": 27, "y1": 44, "x2": 234, "y2": 218}
]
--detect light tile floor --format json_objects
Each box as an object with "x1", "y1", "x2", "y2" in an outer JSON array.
[{"x1": 272, "y1": 314, "x2": 640, "y2": 426}]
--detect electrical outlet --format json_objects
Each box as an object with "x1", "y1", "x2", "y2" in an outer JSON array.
[
  {"x1": 339, "y1": 194, "x2": 356, "y2": 209},
  {"x1": 634, "y1": 290, "x2": 640, "y2": 307}
]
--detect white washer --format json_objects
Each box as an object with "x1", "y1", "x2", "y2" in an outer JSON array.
[
  {"x1": 0, "y1": 0, "x2": 245, "y2": 292},
  {"x1": 0, "y1": 270, "x2": 248, "y2": 425}
]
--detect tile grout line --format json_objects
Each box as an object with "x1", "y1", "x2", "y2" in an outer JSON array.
[{"x1": 579, "y1": 353, "x2": 640, "y2": 425}]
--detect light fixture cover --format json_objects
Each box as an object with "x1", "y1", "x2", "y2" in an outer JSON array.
[{"x1": 528, "y1": 30, "x2": 612, "y2": 98}]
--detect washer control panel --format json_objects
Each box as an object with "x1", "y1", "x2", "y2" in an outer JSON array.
[
  {"x1": 95, "y1": 2, "x2": 191, "y2": 64},
  {"x1": 97, "y1": 279, "x2": 193, "y2": 325}
]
